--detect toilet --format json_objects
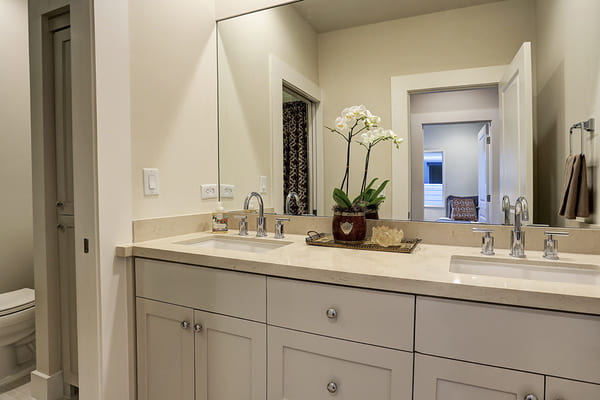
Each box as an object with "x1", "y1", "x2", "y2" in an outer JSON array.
[{"x1": 0, "y1": 288, "x2": 35, "y2": 389}]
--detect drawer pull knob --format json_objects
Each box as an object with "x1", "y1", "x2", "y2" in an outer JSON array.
[
  {"x1": 181, "y1": 321, "x2": 190, "y2": 329},
  {"x1": 524, "y1": 395, "x2": 538, "y2": 400},
  {"x1": 327, "y1": 381, "x2": 337, "y2": 393},
  {"x1": 194, "y1": 323, "x2": 203, "y2": 332},
  {"x1": 326, "y1": 308, "x2": 338, "y2": 319}
]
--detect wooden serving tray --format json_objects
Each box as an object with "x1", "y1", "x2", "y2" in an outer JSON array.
[{"x1": 305, "y1": 232, "x2": 421, "y2": 254}]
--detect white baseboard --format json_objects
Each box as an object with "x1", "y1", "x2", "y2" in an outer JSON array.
[{"x1": 30, "y1": 370, "x2": 64, "y2": 400}]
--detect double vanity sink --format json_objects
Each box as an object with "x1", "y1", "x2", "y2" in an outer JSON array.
[{"x1": 173, "y1": 233, "x2": 600, "y2": 287}]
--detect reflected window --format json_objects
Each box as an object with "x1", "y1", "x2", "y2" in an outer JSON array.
[{"x1": 424, "y1": 151, "x2": 444, "y2": 207}]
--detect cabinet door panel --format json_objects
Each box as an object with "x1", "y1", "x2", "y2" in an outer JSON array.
[
  {"x1": 195, "y1": 310, "x2": 266, "y2": 400},
  {"x1": 546, "y1": 377, "x2": 600, "y2": 400},
  {"x1": 414, "y1": 354, "x2": 543, "y2": 400},
  {"x1": 268, "y1": 326, "x2": 412, "y2": 400},
  {"x1": 136, "y1": 298, "x2": 194, "y2": 400}
]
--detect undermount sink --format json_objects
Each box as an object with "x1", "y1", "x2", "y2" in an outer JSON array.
[
  {"x1": 450, "y1": 255, "x2": 600, "y2": 285},
  {"x1": 175, "y1": 235, "x2": 292, "y2": 254}
]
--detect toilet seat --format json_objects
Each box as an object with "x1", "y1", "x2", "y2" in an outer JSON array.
[{"x1": 0, "y1": 289, "x2": 35, "y2": 317}]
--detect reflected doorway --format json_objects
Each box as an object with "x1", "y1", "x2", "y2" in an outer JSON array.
[{"x1": 282, "y1": 85, "x2": 317, "y2": 215}]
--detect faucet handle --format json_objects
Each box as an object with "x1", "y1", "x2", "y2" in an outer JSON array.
[
  {"x1": 274, "y1": 218, "x2": 290, "y2": 239},
  {"x1": 472, "y1": 228, "x2": 495, "y2": 256},
  {"x1": 235, "y1": 215, "x2": 248, "y2": 236},
  {"x1": 543, "y1": 231, "x2": 569, "y2": 260}
]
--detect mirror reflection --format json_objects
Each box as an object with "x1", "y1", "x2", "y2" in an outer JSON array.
[{"x1": 218, "y1": 0, "x2": 600, "y2": 228}]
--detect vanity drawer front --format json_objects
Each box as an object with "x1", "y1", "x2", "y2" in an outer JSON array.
[
  {"x1": 546, "y1": 377, "x2": 600, "y2": 399},
  {"x1": 135, "y1": 258, "x2": 266, "y2": 322},
  {"x1": 415, "y1": 296, "x2": 600, "y2": 384},
  {"x1": 267, "y1": 277, "x2": 414, "y2": 350},
  {"x1": 267, "y1": 326, "x2": 413, "y2": 400}
]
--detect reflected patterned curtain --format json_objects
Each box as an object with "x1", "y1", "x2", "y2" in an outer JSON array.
[{"x1": 283, "y1": 101, "x2": 309, "y2": 215}]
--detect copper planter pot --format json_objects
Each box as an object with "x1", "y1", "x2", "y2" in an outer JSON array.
[{"x1": 332, "y1": 210, "x2": 366, "y2": 244}]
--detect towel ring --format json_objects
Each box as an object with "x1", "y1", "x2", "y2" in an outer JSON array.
[{"x1": 569, "y1": 118, "x2": 595, "y2": 155}]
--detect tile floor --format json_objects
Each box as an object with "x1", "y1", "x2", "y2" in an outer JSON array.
[{"x1": 0, "y1": 380, "x2": 32, "y2": 400}]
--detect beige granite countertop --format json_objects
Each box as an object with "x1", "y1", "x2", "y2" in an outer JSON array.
[{"x1": 117, "y1": 231, "x2": 600, "y2": 315}]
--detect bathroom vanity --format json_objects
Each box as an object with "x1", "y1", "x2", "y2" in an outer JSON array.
[{"x1": 121, "y1": 231, "x2": 600, "y2": 400}]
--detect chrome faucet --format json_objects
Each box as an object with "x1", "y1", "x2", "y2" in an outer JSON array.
[
  {"x1": 509, "y1": 196, "x2": 529, "y2": 258},
  {"x1": 285, "y1": 192, "x2": 300, "y2": 215},
  {"x1": 243, "y1": 192, "x2": 267, "y2": 237},
  {"x1": 502, "y1": 195, "x2": 511, "y2": 225}
]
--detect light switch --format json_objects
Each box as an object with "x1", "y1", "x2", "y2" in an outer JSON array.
[
  {"x1": 259, "y1": 176, "x2": 267, "y2": 193},
  {"x1": 143, "y1": 168, "x2": 160, "y2": 195}
]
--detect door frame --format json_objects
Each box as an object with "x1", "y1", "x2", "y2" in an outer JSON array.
[
  {"x1": 269, "y1": 55, "x2": 323, "y2": 214},
  {"x1": 390, "y1": 65, "x2": 506, "y2": 220}
]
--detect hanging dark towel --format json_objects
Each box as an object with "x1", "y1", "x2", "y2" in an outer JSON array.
[
  {"x1": 559, "y1": 155, "x2": 576, "y2": 218},
  {"x1": 558, "y1": 154, "x2": 590, "y2": 219},
  {"x1": 576, "y1": 154, "x2": 590, "y2": 218}
]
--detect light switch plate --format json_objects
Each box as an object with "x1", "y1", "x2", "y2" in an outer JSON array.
[
  {"x1": 201, "y1": 184, "x2": 218, "y2": 199},
  {"x1": 259, "y1": 176, "x2": 267, "y2": 193},
  {"x1": 220, "y1": 184, "x2": 235, "y2": 199},
  {"x1": 143, "y1": 168, "x2": 160, "y2": 195}
]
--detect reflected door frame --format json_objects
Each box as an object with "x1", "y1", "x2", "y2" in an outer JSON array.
[
  {"x1": 269, "y1": 55, "x2": 323, "y2": 214},
  {"x1": 391, "y1": 65, "x2": 507, "y2": 221}
]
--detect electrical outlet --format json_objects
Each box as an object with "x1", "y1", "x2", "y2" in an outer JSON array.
[
  {"x1": 201, "y1": 184, "x2": 218, "y2": 199},
  {"x1": 220, "y1": 184, "x2": 235, "y2": 199}
]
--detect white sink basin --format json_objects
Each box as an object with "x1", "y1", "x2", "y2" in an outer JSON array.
[
  {"x1": 175, "y1": 235, "x2": 292, "y2": 254},
  {"x1": 450, "y1": 255, "x2": 600, "y2": 285}
]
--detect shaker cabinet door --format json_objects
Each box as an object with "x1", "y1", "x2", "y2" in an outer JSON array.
[
  {"x1": 414, "y1": 354, "x2": 544, "y2": 400},
  {"x1": 136, "y1": 298, "x2": 195, "y2": 400},
  {"x1": 268, "y1": 326, "x2": 413, "y2": 400},
  {"x1": 194, "y1": 310, "x2": 267, "y2": 400},
  {"x1": 546, "y1": 377, "x2": 600, "y2": 400}
]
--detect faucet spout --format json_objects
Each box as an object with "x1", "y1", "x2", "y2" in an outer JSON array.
[
  {"x1": 285, "y1": 192, "x2": 300, "y2": 215},
  {"x1": 510, "y1": 196, "x2": 529, "y2": 257},
  {"x1": 243, "y1": 192, "x2": 267, "y2": 237},
  {"x1": 502, "y1": 195, "x2": 511, "y2": 225}
]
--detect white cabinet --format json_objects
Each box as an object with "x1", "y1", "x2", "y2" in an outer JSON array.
[
  {"x1": 268, "y1": 326, "x2": 413, "y2": 400},
  {"x1": 136, "y1": 298, "x2": 195, "y2": 400},
  {"x1": 194, "y1": 310, "x2": 266, "y2": 400},
  {"x1": 414, "y1": 354, "x2": 544, "y2": 400},
  {"x1": 136, "y1": 298, "x2": 266, "y2": 400},
  {"x1": 546, "y1": 377, "x2": 600, "y2": 400}
]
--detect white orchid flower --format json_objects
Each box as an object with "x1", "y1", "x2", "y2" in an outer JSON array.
[{"x1": 335, "y1": 116, "x2": 347, "y2": 131}]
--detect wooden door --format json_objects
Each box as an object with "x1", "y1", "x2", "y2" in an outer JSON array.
[
  {"x1": 414, "y1": 354, "x2": 543, "y2": 400},
  {"x1": 53, "y1": 26, "x2": 79, "y2": 387},
  {"x1": 268, "y1": 326, "x2": 413, "y2": 400},
  {"x1": 194, "y1": 310, "x2": 266, "y2": 400},
  {"x1": 136, "y1": 298, "x2": 195, "y2": 400},
  {"x1": 546, "y1": 377, "x2": 600, "y2": 400},
  {"x1": 499, "y1": 41, "x2": 534, "y2": 221}
]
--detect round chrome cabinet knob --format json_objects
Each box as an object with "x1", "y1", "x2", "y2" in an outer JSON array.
[
  {"x1": 181, "y1": 321, "x2": 190, "y2": 329},
  {"x1": 327, "y1": 381, "x2": 338, "y2": 394},
  {"x1": 524, "y1": 394, "x2": 538, "y2": 400},
  {"x1": 194, "y1": 323, "x2": 203, "y2": 332},
  {"x1": 326, "y1": 308, "x2": 338, "y2": 319}
]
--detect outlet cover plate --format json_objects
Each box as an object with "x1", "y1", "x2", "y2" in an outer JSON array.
[
  {"x1": 201, "y1": 184, "x2": 218, "y2": 199},
  {"x1": 220, "y1": 184, "x2": 235, "y2": 199}
]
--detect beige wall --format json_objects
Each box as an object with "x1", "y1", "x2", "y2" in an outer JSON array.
[
  {"x1": 130, "y1": 0, "x2": 218, "y2": 219},
  {"x1": 319, "y1": 0, "x2": 536, "y2": 218},
  {"x1": 535, "y1": 0, "x2": 600, "y2": 227},
  {"x1": 0, "y1": 0, "x2": 33, "y2": 293},
  {"x1": 218, "y1": 6, "x2": 319, "y2": 210},
  {"x1": 216, "y1": 0, "x2": 295, "y2": 21}
]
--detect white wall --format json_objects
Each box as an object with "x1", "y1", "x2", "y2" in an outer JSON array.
[
  {"x1": 129, "y1": 0, "x2": 219, "y2": 220},
  {"x1": 218, "y1": 6, "x2": 319, "y2": 210},
  {"x1": 535, "y1": 0, "x2": 600, "y2": 227},
  {"x1": 0, "y1": 0, "x2": 33, "y2": 293},
  {"x1": 318, "y1": 0, "x2": 535, "y2": 218}
]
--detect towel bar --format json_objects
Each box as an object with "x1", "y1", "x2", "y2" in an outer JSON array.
[{"x1": 569, "y1": 118, "x2": 595, "y2": 154}]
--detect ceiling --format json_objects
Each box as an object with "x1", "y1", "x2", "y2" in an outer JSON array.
[{"x1": 293, "y1": 0, "x2": 507, "y2": 33}]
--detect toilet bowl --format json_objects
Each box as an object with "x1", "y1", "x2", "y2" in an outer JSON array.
[{"x1": 0, "y1": 288, "x2": 35, "y2": 389}]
